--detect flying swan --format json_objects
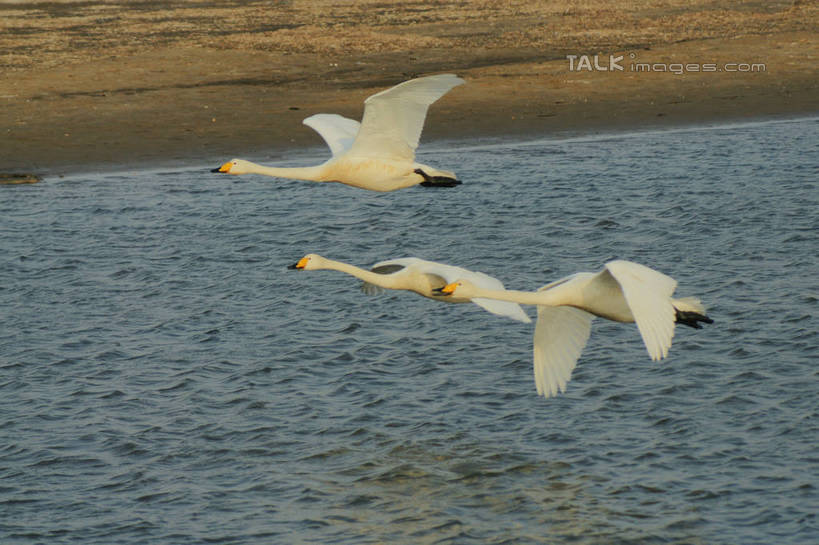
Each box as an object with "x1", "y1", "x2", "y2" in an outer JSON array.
[
  {"x1": 212, "y1": 74, "x2": 465, "y2": 192},
  {"x1": 289, "y1": 254, "x2": 531, "y2": 323},
  {"x1": 438, "y1": 260, "x2": 713, "y2": 398}
]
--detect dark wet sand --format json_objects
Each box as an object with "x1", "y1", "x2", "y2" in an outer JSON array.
[{"x1": 1, "y1": 0, "x2": 816, "y2": 175}]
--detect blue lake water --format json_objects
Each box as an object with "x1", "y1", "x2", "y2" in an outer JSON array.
[{"x1": 1, "y1": 117, "x2": 817, "y2": 544}]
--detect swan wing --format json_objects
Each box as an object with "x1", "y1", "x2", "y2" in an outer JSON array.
[
  {"x1": 347, "y1": 74, "x2": 465, "y2": 162},
  {"x1": 362, "y1": 257, "x2": 437, "y2": 297},
  {"x1": 413, "y1": 260, "x2": 532, "y2": 323},
  {"x1": 360, "y1": 258, "x2": 412, "y2": 295},
  {"x1": 302, "y1": 114, "x2": 361, "y2": 157},
  {"x1": 605, "y1": 260, "x2": 677, "y2": 361},
  {"x1": 532, "y1": 306, "x2": 594, "y2": 398}
]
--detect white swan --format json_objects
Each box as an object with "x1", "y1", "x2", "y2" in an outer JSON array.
[
  {"x1": 213, "y1": 74, "x2": 465, "y2": 192},
  {"x1": 438, "y1": 260, "x2": 713, "y2": 398},
  {"x1": 289, "y1": 254, "x2": 531, "y2": 323}
]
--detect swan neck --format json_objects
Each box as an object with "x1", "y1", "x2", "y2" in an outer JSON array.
[
  {"x1": 473, "y1": 286, "x2": 556, "y2": 306},
  {"x1": 249, "y1": 163, "x2": 326, "y2": 181},
  {"x1": 321, "y1": 259, "x2": 398, "y2": 288}
]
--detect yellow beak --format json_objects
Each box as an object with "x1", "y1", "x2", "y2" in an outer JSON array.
[
  {"x1": 440, "y1": 282, "x2": 458, "y2": 294},
  {"x1": 217, "y1": 161, "x2": 233, "y2": 173},
  {"x1": 295, "y1": 256, "x2": 309, "y2": 269}
]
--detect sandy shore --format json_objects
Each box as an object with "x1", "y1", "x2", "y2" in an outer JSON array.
[{"x1": 1, "y1": 0, "x2": 817, "y2": 175}]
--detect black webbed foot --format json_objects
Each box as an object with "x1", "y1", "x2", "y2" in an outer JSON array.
[
  {"x1": 414, "y1": 168, "x2": 462, "y2": 188},
  {"x1": 675, "y1": 310, "x2": 714, "y2": 329}
]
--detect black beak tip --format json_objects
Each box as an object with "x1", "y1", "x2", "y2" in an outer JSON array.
[
  {"x1": 287, "y1": 263, "x2": 300, "y2": 270},
  {"x1": 211, "y1": 167, "x2": 223, "y2": 173}
]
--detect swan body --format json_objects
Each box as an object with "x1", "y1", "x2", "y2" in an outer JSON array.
[
  {"x1": 289, "y1": 254, "x2": 531, "y2": 323},
  {"x1": 440, "y1": 260, "x2": 713, "y2": 398},
  {"x1": 213, "y1": 74, "x2": 465, "y2": 192}
]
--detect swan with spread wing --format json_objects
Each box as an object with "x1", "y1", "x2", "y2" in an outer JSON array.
[
  {"x1": 213, "y1": 74, "x2": 464, "y2": 192},
  {"x1": 289, "y1": 254, "x2": 530, "y2": 323},
  {"x1": 439, "y1": 260, "x2": 713, "y2": 398}
]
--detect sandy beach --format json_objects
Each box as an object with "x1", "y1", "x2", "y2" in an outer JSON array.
[{"x1": 1, "y1": 0, "x2": 816, "y2": 175}]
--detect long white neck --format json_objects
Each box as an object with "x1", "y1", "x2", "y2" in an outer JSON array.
[
  {"x1": 319, "y1": 258, "x2": 400, "y2": 289},
  {"x1": 469, "y1": 285, "x2": 566, "y2": 307},
  {"x1": 246, "y1": 162, "x2": 327, "y2": 182}
]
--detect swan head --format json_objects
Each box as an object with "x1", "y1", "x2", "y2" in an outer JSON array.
[
  {"x1": 211, "y1": 159, "x2": 252, "y2": 175},
  {"x1": 438, "y1": 279, "x2": 478, "y2": 298},
  {"x1": 288, "y1": 253, "x2": 325, "y2": 271}
]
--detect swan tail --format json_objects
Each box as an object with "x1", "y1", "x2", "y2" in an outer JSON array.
[
  {"x1": 413, "y1": 168, "x2": 462, "y2": 188},
  {"x1": 673, "y1": 297, "x2": 713, "y2": 329}
]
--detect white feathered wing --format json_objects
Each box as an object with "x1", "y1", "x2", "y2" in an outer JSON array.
[
  {"x1": 363, "y1": 257, "x2": 531, "y2": 324},
  {"x1": 302, "y1": 113, "x2": 361, "y2": 157},
  {"x1": 605, "y1": 260, "x2": 678, "y2": 361},
  {"x1": 347, "y1": 74, "x2": 465, "y2": 162},
  {"x1": 531, "y1": 304, "x2": 594, "y2": 398}
]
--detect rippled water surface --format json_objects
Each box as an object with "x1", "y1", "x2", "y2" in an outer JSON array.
[{"x1": 1, "y1": 117, "x2": 817, "y2": 544}]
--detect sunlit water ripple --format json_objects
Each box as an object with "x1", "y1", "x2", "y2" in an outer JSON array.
[{"x1": 1, "y1": 117, "x2": 817, "y2": 544}]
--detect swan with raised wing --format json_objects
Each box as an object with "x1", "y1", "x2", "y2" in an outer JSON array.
[
  {"x1": 438, "y1": 260, "x2": 713, "y2": 397},
  {"x1": 213, "y1": 74, "x2": 464, "y2": 192},
  {"x1": 289, "y1": 254, "x2": 530, "y2": 323}
]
